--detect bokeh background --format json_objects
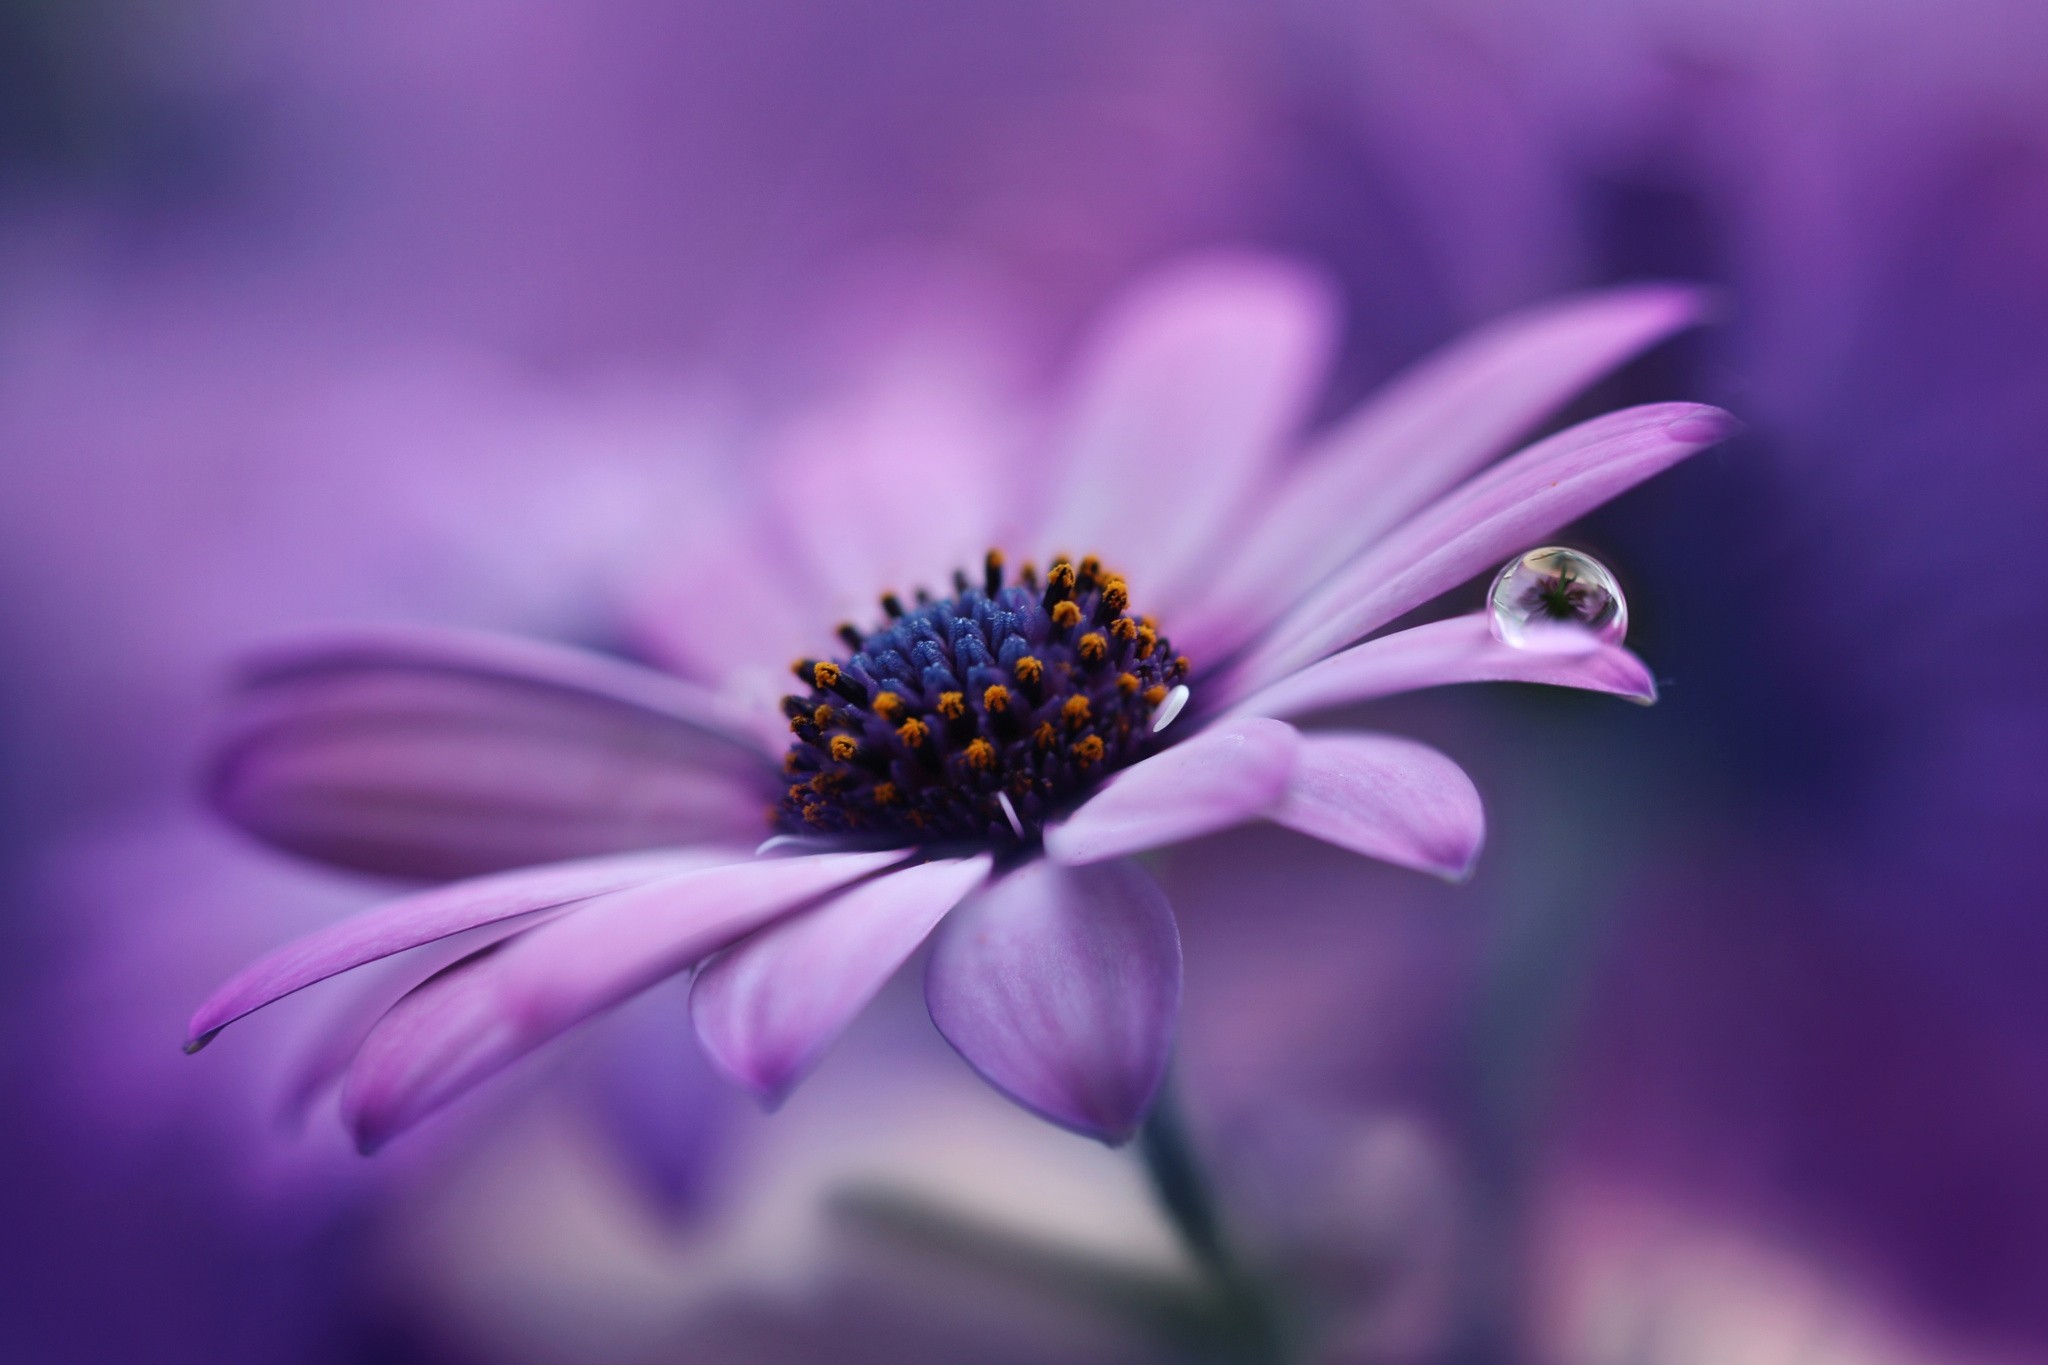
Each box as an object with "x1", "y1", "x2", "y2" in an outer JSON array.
[{"x1": 2, "y1": 1, "x2": 2045, "y2": 1362}]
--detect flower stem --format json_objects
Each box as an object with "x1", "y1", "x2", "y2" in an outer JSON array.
[
  {"x1": 1137, "y1": 1081, "x2": 1289, "y2": 1363},
  {"x1": 1137, "y1": 1080, "x2": 1232, "y2": 1272}
]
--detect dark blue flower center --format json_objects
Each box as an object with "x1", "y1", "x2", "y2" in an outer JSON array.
[{"x1": 778, "y1": 551, "x2": 1189, "y2": 848}]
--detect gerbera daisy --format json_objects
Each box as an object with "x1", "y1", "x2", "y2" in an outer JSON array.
[{"x1": 186, "y1": 254, "x2": 1732, "y2": 1150}]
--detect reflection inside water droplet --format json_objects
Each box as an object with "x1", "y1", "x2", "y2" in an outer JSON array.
[{"x1": 1488, "y1": 546, "x2": 1628, "y2": 650}]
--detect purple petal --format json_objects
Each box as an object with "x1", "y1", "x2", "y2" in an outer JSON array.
[
  {"x1": 1038, "y1": 253, "x2": 1337, "y2": 610},
  {"x1": 187, "y1": 848, "x2": 731, "y2": 1048},
  {"x1": 1226, "y1": 612, "x2": 1657, "y2": 721},
  {"x1": 762, "y1": 366, "x2": 1025, "y2": 635},
  {"x1": 1269, "y1": 732, "x2": 1486, "y2": 880},
  {"x1": 690, "y1": 855, "x2": 993, "y2": 1103},
  {"x1": 579, "y1": 981, "x2": 732, "y2": 1220},
  {"x1": 1231, "y1": 403, "x2": 1738, "y2": 693},
  {"x1": 339, "y1": 850, "x2": 903, "y2": 1150},
  {"x1": 1042, "y1": 717, "x2": 1299, "y2": 865},
  {"x1": 1182, "y1": 286, "x2": 1707, "y2": 656},
  {"x1": 210, "y1": 624, "x2": 778, "y2": 879},
  {"x1": 925, "y1": 859, "x2": 1180, "y2": 1144}
]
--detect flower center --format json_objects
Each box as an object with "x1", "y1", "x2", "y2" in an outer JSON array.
[{"x1": 778, "y1": 551, "x2": 1189, "y2": 848}]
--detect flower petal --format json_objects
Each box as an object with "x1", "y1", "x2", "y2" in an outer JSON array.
[
  {"x1": 1038, "y1": 253, "x2": 1338, "y2": 611},
  {"x1": 210, "y1": 624, "x2": 778, "y2": 879},
  {"x1": 1231, "y1": 403, "x2": 1738, "y2": 693},
  {"x1": 1226, "y1": 612, "x2": 1656, "y2": 721},
  {"x1": 763, "y1": 359, "x2": 1025, "y2": 632},
  {"x1": 925, "y1": 859, "x2": 1180, "y2": 1144},
  {"x1": 186, "y1": 847, "x2": 734, "y2": 1049},
  {"x1": 339, "y1": 849, "x2": 903, "y2": 1150},
  {"x1": 691, "y1": 855, "x2": 993, "y2": 1104},
  {"x1": 1268, "y1": 732, "x2": 1485, "y2": 880},
  {"x1": 1183, "y1": 286, "x2": 1707, "y2": 656},
  {"x1": 1042, "y1": 717, "x2": 1300, "y2": 865}
]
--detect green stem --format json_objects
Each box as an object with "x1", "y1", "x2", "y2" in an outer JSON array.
[
  {"x1": 1138, "y1": 1080, "x2": 1234, "y2": 1274},
  {"x1": 1137, "y1": 1081, "x2": 1290, "y2": 1363}
]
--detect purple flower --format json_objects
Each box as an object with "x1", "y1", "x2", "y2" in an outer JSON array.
[{"x1": 186, "y1": 252, "x2": 1733, "y2": 1150}]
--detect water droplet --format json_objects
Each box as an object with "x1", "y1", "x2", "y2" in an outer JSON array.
[{"x1": 1488, "y1": 547, "x2": 1627, "y2": 651}]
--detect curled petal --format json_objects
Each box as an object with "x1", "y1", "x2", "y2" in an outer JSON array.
[
  {"x1": 1226, "y1": 612, "x2": 1656, "y2": 722},
  {"x1": 1184, "y1": 286, "x2": 1707, "y2": 656},
  {"x1": 926, "y1": 859, "x2": 1180, "y2": 1144},
  {"x1": 186, "y1": 848, "x2": 733, "y2": 1049},
  {"x1": 691, "y1": 855, "x2": 993, "y2": 1103},
  {"x1": 1269, "y1": 733, "x2": 1485, "y2": 880},
  {"x1": 1039, "y1": 253, "x2": 1338, "y2": 610},
  {"x1": 1042, "y1": 718, "x2": 1299, "y2": 865},
  {"x1": 340, "y1": 850, "x2": 903, "y2": 1150},
  {"x1": 210, "y1": 624, "x2": 777, "y2": 880},
  {"x1": 1232, "y1": 403, "x2": 1737, "y2": 693}
]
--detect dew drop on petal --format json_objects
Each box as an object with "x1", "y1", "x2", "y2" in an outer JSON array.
[{"x1": 1488, "y1": 547, "x2": 1628, "y2": 651}]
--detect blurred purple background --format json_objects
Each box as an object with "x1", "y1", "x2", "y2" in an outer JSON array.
[{"x1": 2, "y1": 1, "x2": 2045, "y2": 1362}]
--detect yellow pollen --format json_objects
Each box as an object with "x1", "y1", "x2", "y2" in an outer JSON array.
[
  {"x1": 1136, "y1": 626, "x2": 1157, "y2": 659},
  {"x1": 829, "y1": 735, "x2": 859, "y2": 761},
  {"x1": 812, "y1": 704, "x2": 835, "y2": 728},
  {"x1": 809, "y1": 773, "x2": 839, "y2": 794},
  {"x1": 1047, "y1": 560, "x2": 1076, "y2": 592},
  {"x1": 983, "y1": 684, "x2": 1011, "y2": 713},
  {"x1": 1143, "y1": 684, "x2": 1169, "y2": 706},
  {"x1": 1077, "y1": 632, "x2": 1107, "y2": 664},
  {"x1": 873, "y1": 691, "x2": 903, "y2": 722},
  {"x1": 963, "y1": 739, "x2": 996, "y2": 771},
  {"x1": 1061, "y1": 695, "x2": 1092, "y2": 729},
  {"x1": 937, "y1": 691, "x2": 967, "y2": 720},
  {"x1": 896, "y1": 717, "x2": 930, "y2": 748},
  {"x1": 872, "y1": 781, "x2": 899, "y2": 806},
  {"x1": 1013, "y1": 656, "x2": 1043, "y2": 685},
  {"x1": 1109, "y1": 616, "x2": 1138, "y2": 642},
  {"x1": 787, "y1": 784, "x2": 808, "y2": 802},
  {"x1": 1117, "y1": 671, "x2": 1141, "y2": 695},
  {"x1": 1051, "y1": 600, "x2": 1082, "y2": 629},
  {"x1": 782, "y1": 752, "x2": 803, "y2": 774},
  {"x1": 811, "y1": 660, "x2": 840, "y2": 689},
  {"x1": 1032, "y1": 722, "x2": 1058, "y2": 750},
  {"x1": 802, "y1": 803, "x2": 828, "y2": 827},
  {"x1": 1100, "y1": 578, "x2": 1129, "y2": 614},
  {"x1": 1071, "y1": 735, "x2": 1106, "y2": 766}
]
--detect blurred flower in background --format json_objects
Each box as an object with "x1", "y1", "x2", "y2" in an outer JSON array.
[{"x1": 2, "y1": 0, "x2": 2046, "y2": 1363}]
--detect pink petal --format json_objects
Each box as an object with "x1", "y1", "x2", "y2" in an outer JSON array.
[
  {"x1": 1041, "y1": 717, "x2": 1300, "y2": 865},
  {"x1": 925, "y1": 859, "x2": 1179, "y2": 1145},
  {"x1": 1269, "y1": 732, "x2": 1486, "y2": 880},
  {"x1": 762, "y1": 364, "x2": 1025, "y2": 632},
  {"x1": 1182, "y1": 286, "x2": 1707, "y2": 657},
  {"x1": 1231, "y1": 403, "x2": 1738, "y2": 693},
  {"x1": 1226, "y1": 612, "x2": 1656, "y2": 721},
  {"x1": 210, "y1": 624, "x2": 778, "y2": 880},
  {"x1": 690, "y1": 855, "x2": 993, "y2": 1103},
  {"x1": 1037, "y1": 253, "x2": 1338, "y2": 611},
  {"x1": 627, "y1": 475, "x2": 825, "y2": 700},
  {"x1": 186, "y1": 848, "x2": 734, "y2": 1048},
  {"x1": 339, "y1": 850, "x2": 903, "y2": 1150}
]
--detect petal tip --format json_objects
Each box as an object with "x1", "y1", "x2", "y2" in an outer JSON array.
[
  {"x1": 1663, "y1": 406, "x2": 1741, "y2": 445},
  {"x1": 181, "y1": 1030, "x2": 218, "y2": 1056}
]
